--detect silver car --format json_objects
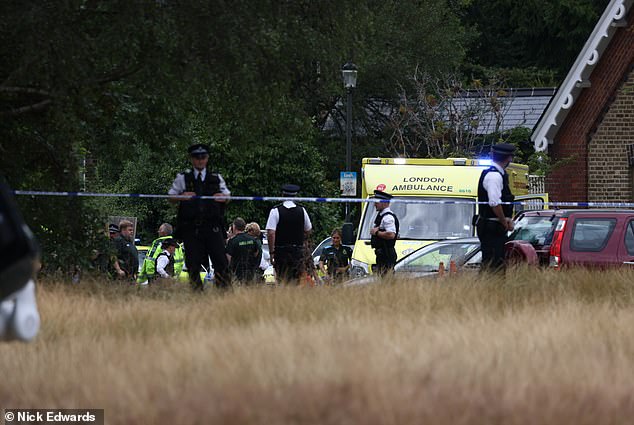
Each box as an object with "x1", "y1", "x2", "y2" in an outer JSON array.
[{"x1": 346, "y1": 238, "x2": 481, "y2": 286}]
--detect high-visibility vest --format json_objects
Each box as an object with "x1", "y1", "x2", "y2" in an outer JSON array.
[
  {"x1": 137, "y1": 236, "x2": 185, "y2": 283},
  {"x1": 173, "y1": 244, "x2": 184, "y2": 276}
]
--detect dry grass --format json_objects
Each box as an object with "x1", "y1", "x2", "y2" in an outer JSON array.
[{"x1": 2, "y1": 267, "x2": 634, "y2": 424}]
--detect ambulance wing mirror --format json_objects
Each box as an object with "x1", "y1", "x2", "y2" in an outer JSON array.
[{"x1": 342, "y1": 222, "x2": 355, "y2": 245}]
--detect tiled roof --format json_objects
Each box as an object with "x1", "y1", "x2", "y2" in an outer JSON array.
[
  {"x1": 323, "y1": 88, "x2": 555, "y2": 137},
  {"x1": 449, "y1": 88, "x2": 556, "y2": 135}
]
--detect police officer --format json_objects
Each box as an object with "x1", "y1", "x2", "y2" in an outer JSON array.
[
  {"x1": 113, "y1": 219, "x2": 139, "y2": 281},
  {"x1": 226, "y1": 217, "x2": 262, "y2": 284},
  {"x1": 137, "y1": 223, "x2": 185, "y2": 284},
  {"x1": 108, "y1": 223, "x2": 120, "y2": 240},
  {"x1": 319, "y1": 228, "x2": 353, "y2": 283},
  {"x1": 370, "y1": 190, "x2": 399, "y2": 276},
  {"x1": 169, "y1": 143, "x2": 231, "y2": 290},
  {"x1": 154, "y1": 238, "x2": 179, "y2": 280},
  {"x1": 92, "y1": 223, "x2": 118, "y2": 276},
  {"x1": 266, "y1": 184, "x2": 312, "y2": 284},
  {"x1": 476, "y1": 143, "x2": 516, "y2": 272}
]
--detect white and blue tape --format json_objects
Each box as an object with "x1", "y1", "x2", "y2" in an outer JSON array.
[{"x1": 11, "y1": 190, "x2": 634, "y2": 208}]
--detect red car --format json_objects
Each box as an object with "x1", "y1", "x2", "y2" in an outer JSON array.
[{"x1": 507, "y1": 209, "x2": 634, "y2": 269}]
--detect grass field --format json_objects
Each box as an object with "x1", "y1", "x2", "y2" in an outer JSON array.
[{"x1": 2, "y1": 267, "x2": 634, "y2": 424}]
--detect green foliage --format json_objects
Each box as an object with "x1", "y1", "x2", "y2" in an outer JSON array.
[
  {"x1": 526, "y1": 152, "x2": 552, "y2": 176},
  {"x1": 462, "y1": 64, "x2": 559, "y2": 88},
  {"x1": 0, "y1": 0, "x2": 476, "y2": 272},
  {"x1": 462, "y1": 0, "x2": 609, "y2": 80},
  {"x1": 480, "y1": 127, "x2": 551, "y2": 175},
  {"x1": 190, "y1": 91, "x2": 342, "y2": 242}
]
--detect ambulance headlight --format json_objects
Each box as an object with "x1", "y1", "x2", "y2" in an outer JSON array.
[{"x1": 350, "y1": 259, "x2": 369, "y2": 278}]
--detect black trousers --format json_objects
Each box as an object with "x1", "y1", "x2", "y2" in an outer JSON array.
[
  {"x1": 375, "y1": 247, "x2": 397, "y2": 276},
  {"x1": 231, "y1": 266, "x2": 259, "y2": 284},
  {"x1": 274, "y1": 246, "x2": 304, "y2": 284},
  {"x1": 477, "y1": 220, "x2": 508, "y2": 273},
  {"x1": 182, "y1": 226, "x2": 230, "y2": 289}
]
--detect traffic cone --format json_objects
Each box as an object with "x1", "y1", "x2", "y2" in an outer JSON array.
[
  {"x1": 438, "y1": 261, "x2": 445, "y2": 277},
  {"x1": 449, "y1": 260, "x2": 457, "y2": 275}
]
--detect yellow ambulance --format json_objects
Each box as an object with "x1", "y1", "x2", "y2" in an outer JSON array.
[{"x1": 349, "y1": 157, "x2": 546, "y2": 277}]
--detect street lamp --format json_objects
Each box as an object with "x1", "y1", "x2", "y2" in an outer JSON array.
[{"x1": 342, "y1": 61, "x2": 357, "y2": 221}]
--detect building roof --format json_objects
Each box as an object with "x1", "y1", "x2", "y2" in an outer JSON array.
[
  {"x1": 323, "y1": 88, "x2": 555, "y2": 137},
  {"x1": 450, "y1": 88, "x2": 556, "y2": 135},
  {"x1": 531, "y1": 0, "x2": 633, "y2": 152}
]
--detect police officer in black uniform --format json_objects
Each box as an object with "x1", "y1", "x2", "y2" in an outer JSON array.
[
  {"x1": 370, "y1": 190, "x2": 399, "y2": 276},
  {"x1": 266, "y1": 184, "x2": 312, "y2": 284},
  {"x1": 154, "y1": 238, "x2": 179, "y2": 280},
  {"x1": 169, "y1": 144, "x2": 231, "y2": 290},
  {"x1": 476, "y1": 143, "x2": 516, "y2": 272}
]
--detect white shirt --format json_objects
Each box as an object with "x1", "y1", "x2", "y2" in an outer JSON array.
[
  {"x1": 168, "y1": 169, "x2": 230, "y2": 196},
  {"x1": 482, "y1": 163, "x2": 505, "y2": 207},
  {"x1": 376, "y1": 207, "x2": 397, "y2": 233},
  {"x1": 156, "y1": 251, "x2": 172, "y2": 278},
  {"x1": 260, "y1": 251, "x2": 270, "y2": 271},
  {"x1": 266, "y1": 201, "x2": 312, "y2": 231}
]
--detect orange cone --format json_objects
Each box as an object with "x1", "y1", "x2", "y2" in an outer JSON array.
[
  {"x1": 438, "y1": 261, "x2": 445, "y2": 277},
  {"x1": 449, "y1": 260, "x2": 457, "y2": 275}
]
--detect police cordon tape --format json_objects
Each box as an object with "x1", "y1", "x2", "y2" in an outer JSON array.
[{"x1": 12, "y1": 190, "x2": 634, "y2": 208}]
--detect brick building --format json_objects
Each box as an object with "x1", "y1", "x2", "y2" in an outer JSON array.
[{"x1": 531, "y1": 0, "x2": 634, "y2": 203}]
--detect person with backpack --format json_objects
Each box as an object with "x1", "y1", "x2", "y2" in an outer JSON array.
[{"x1": 370, "y1": 190, "x2": 399, "y2": 276}]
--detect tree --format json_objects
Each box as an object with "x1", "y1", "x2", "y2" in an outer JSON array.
[
  {"x1": 386, "y1": 71, "x2": 519, "y2": 158},
  {"x1": 0, "y1": 0, "x2": 475, "y2": 272},
  {"x1": 462, "y1": 0, "x2": 609, "y2": 82}
]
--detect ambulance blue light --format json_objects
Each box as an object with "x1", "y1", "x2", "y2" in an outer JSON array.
[{"x1": 478, "y1": 159, "x2": 493, "y2": 166}]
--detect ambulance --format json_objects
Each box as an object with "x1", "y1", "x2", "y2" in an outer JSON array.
[{"x1": 349, "y1": 157, "x2": 547, "y2": 277}]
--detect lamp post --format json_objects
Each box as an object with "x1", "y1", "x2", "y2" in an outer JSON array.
[{"x1": 342, "y1": 61, "x2": 357, "y2": 220}]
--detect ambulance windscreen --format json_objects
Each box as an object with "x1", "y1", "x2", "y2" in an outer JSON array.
[{"x1": 360, "y1": 197, "x2": 476, "y2": 240}]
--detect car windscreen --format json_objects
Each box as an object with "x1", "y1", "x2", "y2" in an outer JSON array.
[
  {"x1": 508, "y1": 215, "x2": 557, "y2": 246},
  {"x1": 359, "y1": 197, "x2": 475, "y2": 240}
]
